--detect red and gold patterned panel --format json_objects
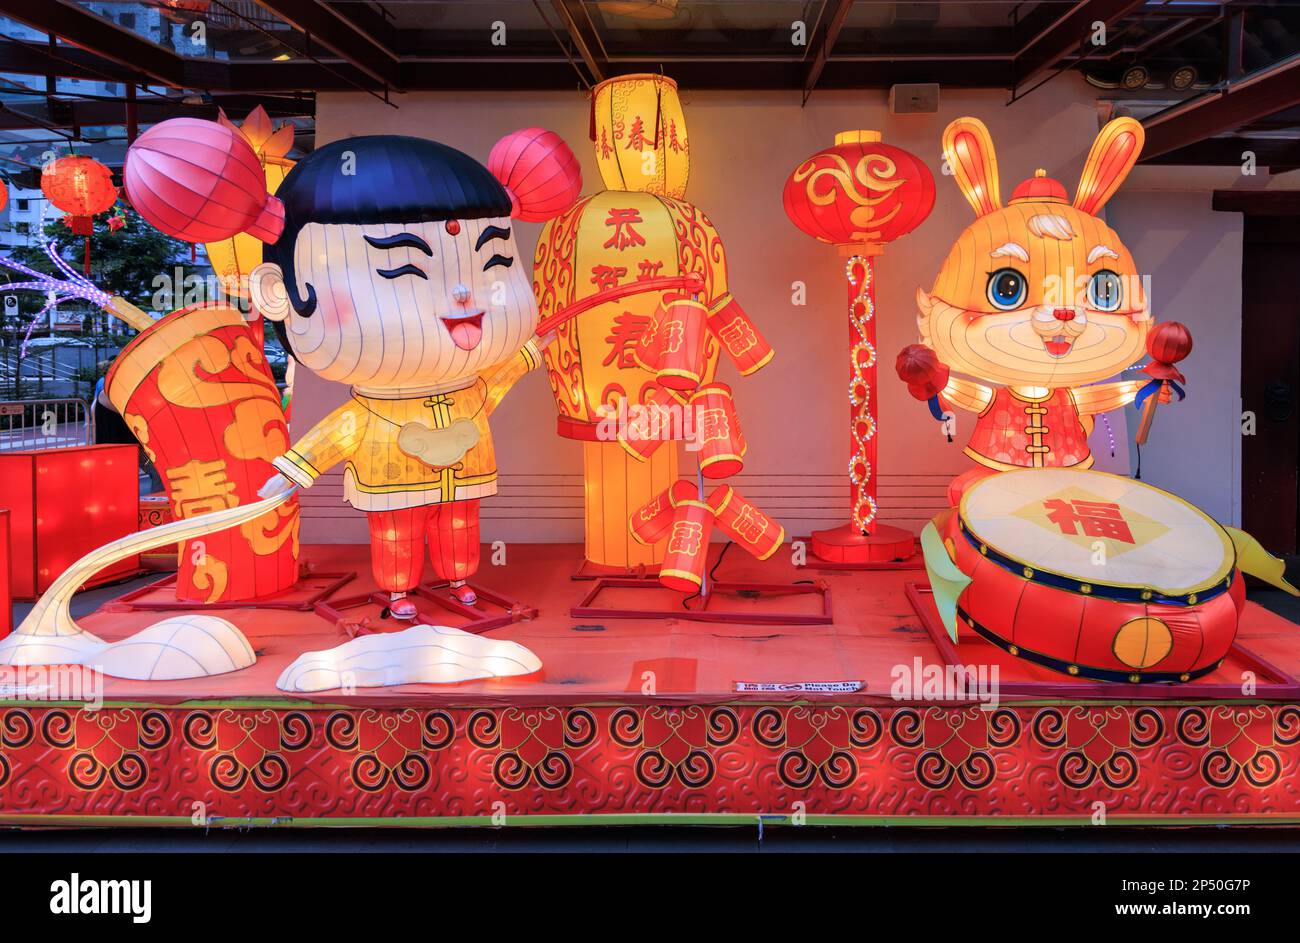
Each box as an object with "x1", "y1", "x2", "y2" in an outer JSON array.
[{"x1": 2, "y1": 703, "x2": 1299, "y2": 823}]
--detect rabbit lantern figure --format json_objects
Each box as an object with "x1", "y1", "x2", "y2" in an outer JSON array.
[{"x1": 899, "y1": 117, "x2": 1171, "y2": 483}]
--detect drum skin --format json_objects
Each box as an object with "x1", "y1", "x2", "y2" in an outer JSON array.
[{"x1": 939, "y1": 509, "x2": 1245, "y2": 683}]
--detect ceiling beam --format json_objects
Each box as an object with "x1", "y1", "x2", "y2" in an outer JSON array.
[
  {"x1": 324, "y1": 0, "x2": 401, "y2": 54},
  {"x1": 0, "y1": 0, "x2": 184, "y2": 86},
  {"x1": 549, "y1": 0, "x2": 606, "y2": 84},
  {"x1": 1213, "y1": 189, "x2": 1300, "y2": 216},
  {"x1": 1142, "y1": 53, "x2": 1300, "y2": 159},
  {"x1": 1013, "y1": 0, "x2": 1149, "y2": 90},
  {"x1": 803, "y1": 0, "x2": 854, "y2": 105},
  {"x1": 250, "y1": 0, "x2": 401, "y2": 90},
  {"x1": 0, "y1": 95, "x2": 312, "y2": 132},
  {"x1": 1143, "y1": 135, "x2": 1300, "y2": 170}
]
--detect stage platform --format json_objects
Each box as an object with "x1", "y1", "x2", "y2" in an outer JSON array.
[{"x1": 2, "y1": 543, "x2": 1300, "y2": 827}]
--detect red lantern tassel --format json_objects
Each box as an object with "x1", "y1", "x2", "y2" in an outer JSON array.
[{"x1": 83, "y1": 236, "x2": 90, "y2": 276}]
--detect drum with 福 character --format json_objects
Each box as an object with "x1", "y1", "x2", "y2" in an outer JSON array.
[{"x1": 926, "y1": 468, "x2": 1258, "y2": 683}]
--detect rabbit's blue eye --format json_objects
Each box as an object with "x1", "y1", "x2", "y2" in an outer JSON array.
[
  {"x1": 986, "y1": 268, "x2": 1026, "y2": 310},
  {"x1": 1088, "y1": 270, "x2": 1123, "y2": 312}
]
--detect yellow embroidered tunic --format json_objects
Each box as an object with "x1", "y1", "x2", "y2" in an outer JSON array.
[{"x1": 272, "y1": 341, "x2": 541, "y2": 511}]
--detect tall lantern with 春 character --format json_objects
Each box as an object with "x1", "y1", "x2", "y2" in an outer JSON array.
[
  {"x1": 535, "y1": 73, "x2": 775, "y2": 575},
  {"x1": 783, "y1": 131, "x2": 934, "y2": 565}
]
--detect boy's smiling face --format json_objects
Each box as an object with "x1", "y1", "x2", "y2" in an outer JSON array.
[{"x1": 275, "y1": 216, "x2": 537, "y2": 388}]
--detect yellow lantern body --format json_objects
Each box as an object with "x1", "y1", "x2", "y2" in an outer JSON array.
[
  {"x1": 534, "y1": 189, "x2": 731, "y2": 568},
  {"x1": 591, "y1": 74, "x2": 689, "y2": 199},
  {"x1": 203, "y1": 108, "x2": 296, "y2": 299}
]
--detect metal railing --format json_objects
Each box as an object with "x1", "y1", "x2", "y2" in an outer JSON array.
[{"x1": 0, "y1": 399, "x2": 93, "y2": 451}]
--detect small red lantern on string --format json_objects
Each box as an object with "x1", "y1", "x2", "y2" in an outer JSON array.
[
  {"x1": 41, "y1": 155, "x2": 119, "y2": 273},
  {"x1": 1136, "y1": 320, "x2": 1193, "y2": 444},
  {"x1": 124, "y1": 117, "x2": 284, "y2": 246},
  {"x1": 784, "y1": 130, "x2": 935, "y2": 566},
  {"x1": 487, "y1": 127, "x2": 582, "y2": 222}
]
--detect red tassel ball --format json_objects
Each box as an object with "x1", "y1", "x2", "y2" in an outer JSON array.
[
  {"x1": 1147, "y1": 320, "x2": 1193, "y2": 366},
  {"x1": 487, "y1": 128, "x2": 582, "y2": 223}
]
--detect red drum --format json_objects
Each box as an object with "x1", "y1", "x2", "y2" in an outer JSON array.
[
  {"x1": 706, "y1": 293, "x2": 774, "y2": 376},
  {"x1": 940, "y1": 468, "x2": 1242, "y2": 683},
  {"x1": 659, "y1": 499, "x2": 715, "y2": 592},
  {"x1": 708, "y1": 485, "x2": 784, "y2": 560},
  {"x1": 690, "y1": 383, "x2": 747, "y2": 479}
]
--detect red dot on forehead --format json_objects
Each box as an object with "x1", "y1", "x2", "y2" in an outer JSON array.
[{"x1": 445, "y1": 219, "x2": 461, "y2": 235}]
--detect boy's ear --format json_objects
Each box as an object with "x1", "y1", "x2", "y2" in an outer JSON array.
[
  {"x1": 942, "y1": 117, "x2": 1001, "y2": 218},
  {"x1": 1074, "y1": 117, "x2": 1144, "y2": 216},
  {"x1": 250, "y1": 262, "x2": 291, "y2": 322}
]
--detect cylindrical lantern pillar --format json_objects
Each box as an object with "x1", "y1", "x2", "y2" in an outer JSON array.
[
  {"x1": 583, "y1": 440, "x2": 679, "y2": 568},
  {"x1": 783, "y1": 129, "x2": 935, "y2": 566},
  {"x1": 846, "y1": 255, "x2": 879, "y2": 537}
]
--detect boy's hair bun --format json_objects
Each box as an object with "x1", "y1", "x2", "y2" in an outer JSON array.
[{"x1": 487, "y1": 128, "x2": 582, "y2": 223}]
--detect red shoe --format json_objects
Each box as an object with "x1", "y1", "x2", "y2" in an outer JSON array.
[
  {"x1": 449, "y1": 583, "x2": 478, "y2": 606},
  {"x1": 388, "y1": 594, "x2": 418, "y2": 620}
]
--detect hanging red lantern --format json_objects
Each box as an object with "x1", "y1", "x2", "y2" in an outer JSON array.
[
  {"x1": 123, "y1": 117, "x2": 284, "y2": 245},
  {"x1": 783, "y1": 131, "x2": 935, "y2": 566},
  {"x1": 41, "y1": 155, "x2": 118, "y2": 235},
  {"x1": 41, "y1": 155, "x2": 119, "y2": 274},
  {"x1": 487, "y1": 127, "x2": 582, "y2": 222},
  {"x1": 0, "y1": 179, "x2": 8, "y2": 214}
]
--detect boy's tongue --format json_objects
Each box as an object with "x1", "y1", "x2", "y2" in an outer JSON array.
[{"x1": 442, "y1": 312, "x2": 484, "y2": 351}]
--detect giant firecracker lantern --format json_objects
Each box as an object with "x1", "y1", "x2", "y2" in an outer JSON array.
[
  {"x1": 783, "y1": 131, "x2": 934, "y2": 565},
  {"x1": 105, "y1": 304, "x2": 300, "y2": 603},
  {"x1": 535, "y1": 74, "x2": 774, "y2": 575}
]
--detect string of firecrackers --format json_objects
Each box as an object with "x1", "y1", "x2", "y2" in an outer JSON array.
[
  {"x1": 613, "y1": 284, "x2": 783, "y2": 592},
  {"x1": 845, "y1": 255, "x2": 878, "y2": 533}
]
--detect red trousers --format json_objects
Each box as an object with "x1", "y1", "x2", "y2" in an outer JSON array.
[{"x1": 366, "y1": 500, "x2": 480, "y2": 592}]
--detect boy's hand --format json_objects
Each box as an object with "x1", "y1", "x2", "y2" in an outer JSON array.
[
  {"x1": 534, "y1": 329, "x2": 557, "y2": 350},
  {"x1": 258, "y1": 472, "x2": 297, "y2": 500}
]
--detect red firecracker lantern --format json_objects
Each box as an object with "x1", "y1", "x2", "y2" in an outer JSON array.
[
  {"x1": 783, "y1": 130, "x2": 935, "y2": 566},
  {"x1": 487, "y1": 127, "x2": 583, "y2": 222},
  {"x1": 41, "y1": 155, "x2": 119, "y2": 274},
  {"x1": 123, "y1": 117, "x2": 285, "y2": 246}
]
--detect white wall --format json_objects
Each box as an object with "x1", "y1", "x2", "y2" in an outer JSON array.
[
  {"x1": 294, "y1": 77, "x2": 1262, "y2": 542},
  {"x1": 1106, "y1": 192, "x2": 1244, "y2": 524}
]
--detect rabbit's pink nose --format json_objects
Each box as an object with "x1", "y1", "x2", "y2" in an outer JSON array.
[{"x1": 1052, "y1": 308, "x2": 1076, "y2": 322}]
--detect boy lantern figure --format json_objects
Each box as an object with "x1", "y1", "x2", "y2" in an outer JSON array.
[
  {"x1": 254, "y1": 135, "x2": 575, "y2": 617},
  {"x1": 898, "y1": 117, "x2": 1179, "y2": 486}
]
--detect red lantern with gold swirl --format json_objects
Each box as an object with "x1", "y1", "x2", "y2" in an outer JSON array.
[{"x1": 783, "y1": 130, "x2": 935, "y2": 566}]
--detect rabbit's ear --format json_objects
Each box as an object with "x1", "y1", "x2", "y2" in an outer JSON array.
[
  {"x1": 942, "y1": 117, "x2": 1001, "y2": 217},
  {"x1": 1074, "y1": 117, "x2": 1144, "y2": 215}
]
